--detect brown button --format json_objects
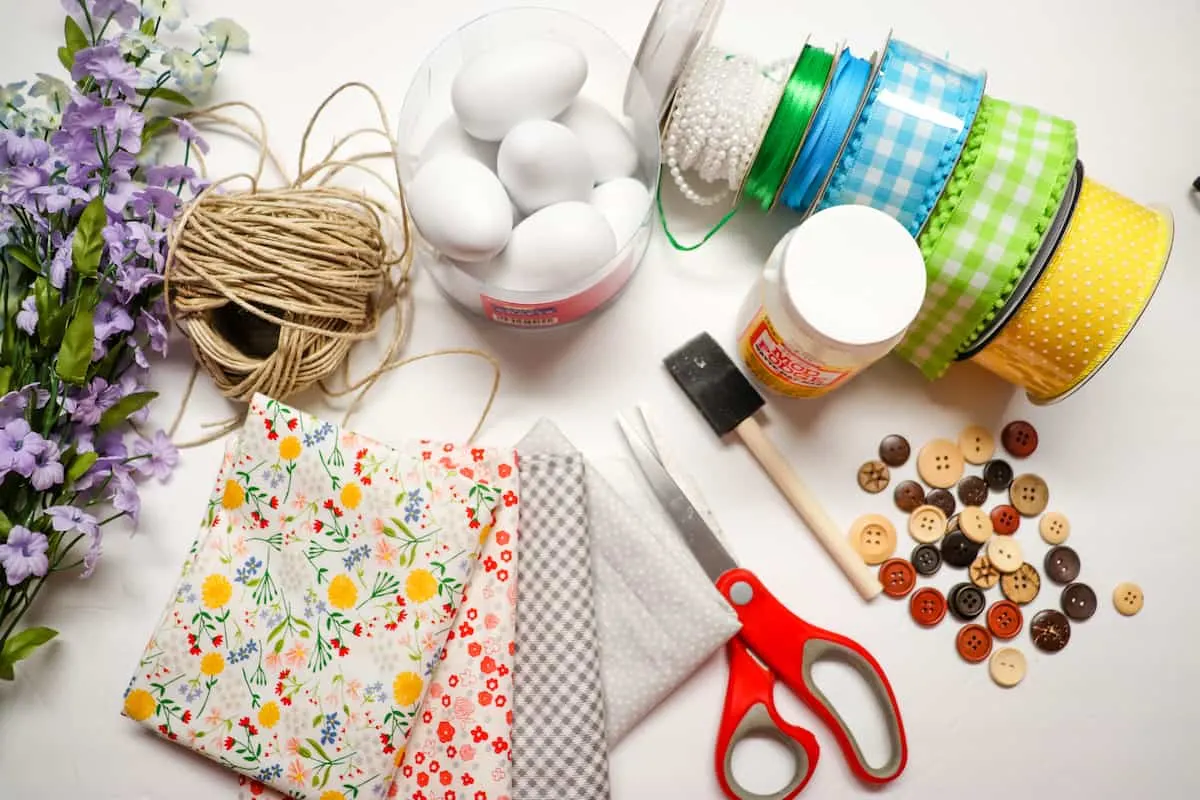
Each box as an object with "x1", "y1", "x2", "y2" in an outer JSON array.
[
  {"x1": 941, "y1": 531, "x2": 981, "y2": 568},
  {"x1": 1001, "y1": 420, "x2": 1039, "y2": 458},
  {"x1": 1061, "y1": 582, "x2": 1097, "y2": 621},
  {"x1": 958, "y1": 424, "x2": 995, "y2": 465},
  {"x1": 969, "y1": 555, "x2": 1001, "y2": 589},
  {"x1": 983, "y1": 459, "x2": 1014, "y2": 491},
  {"x1": 908, "y1": 504, "x2": 948, "y2": 544},
  {"x1": 848, "y1": 514, "x2": 897, "y2": 565},
  {"x1": 1000, "y1": 563, "x2": 1041, "y2": 605},
  {"x1": 910, "y1": 587, "x2": 948, "y2": 627},
  {"x1": 893, "y1": 480, "x2": 926, "y2": 512},
  {"x1": 917, "y1": 439, "x2": 965, "y2": 489},
  {"x1": 958, "y1": 506, "x2": 994, "y2": 544},
  {"x1": 1030, "y1": 609, "x2": 1071, "y2": 653},
  {"x1": 985, "y1": 536, "x2": 1024, "y2": 574},
  {"x1": 956, "y1": 623, "x2": 994, "y2": 663},
  {"x1": 925, "y1": 488, "x2": 956, "y2": 518},
  {"x1": 1039, "y1": 511, "x2": 1070, "y2": 544},
  {"x1": 1113, "y1": 582, "x2": 1144, "y2": 616},
  {"x1": 857, "y1": 460, "x2": 891, "y2": 493},
  {"x1": 1044, "y1": 545, "x2": 1080, "y2": 584},
  {"x1": 990, "y1": 504, "x2": 1020, "y2": 535},
  {"x1": 879, "y1": 558, "x2": 917, "y2": 598},
  {"x1": 957, "y1": 475, "x2": 989, "y2": 507},
  {"x1": 988, "y1": 647, "x2": 1027, "y2": 688},
  {"x1": 946, "y1": 513, "x2": 960, "y2": 534},
  {"x1": 1009, "y1": 474, "x2": 1049, "y2": 516},
  {"x1": 911, "y1": 543, "x2": 942, "y2": 576},
  {"x1": 879, "y1": 434, "x2": 911, "y2": 467},
  {"x1": 986, "y1": 600, "x2": 1024, "y2": 639}
]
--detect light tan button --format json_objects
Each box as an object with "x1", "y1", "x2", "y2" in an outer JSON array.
[
  {"x1": 986, "y1": 535, "x2": 1023, "y2": 573},
  {"x1": 957, "y1": 425, "x2": 995, "y2": 465},
  {"x1": 989, "y1": 647, "x2": 1027, "y2": 688},
  {"x1": 908, "y1": 504, "x2": 947, "y2": 544},
  {"x1": 917, "y1": 439, "x2": 965, "y2": 489},
  {"x1": 1113, "y1": 582, "x2": 1144, "y2": 616},
  {"x1": 1039, "y1": 511, "x2": 1070, "y2": 544},
  {"x1": 1001, "y1": 563, "x2": 1041, "y2": 605},
  {"x1": 849, "y1": 514, "x2": 897, "y2": 565},
  {"x1": 958, "y1": 506, "x2": 994, "y2": 544},
  {"x1": 1010, "y1": 474, "x2": 1049, "y2": 516},
  {"x1": 969, "y1": 555, "x2": 1001, "y2": 589}
]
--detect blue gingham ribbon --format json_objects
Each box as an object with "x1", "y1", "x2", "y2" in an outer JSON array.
[{"x1": 817, "y1": 39, "x2": 986, "y2": 235}]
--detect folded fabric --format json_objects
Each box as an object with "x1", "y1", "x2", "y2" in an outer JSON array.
[
  {"x1": 123, "y1": 394, "x2": 515, "y2": 800},
  {"x1": 517, "y1": 419, "x2": 741, "y2": 744}
]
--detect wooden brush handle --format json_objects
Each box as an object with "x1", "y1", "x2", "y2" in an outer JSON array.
[{"x1": 734, "y1": 417, "x2": 883, "y2": 601}]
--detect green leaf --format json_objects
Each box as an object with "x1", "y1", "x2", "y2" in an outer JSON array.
[
  {"x1": 0, "y1": 367, "x2": 10, "y2": 397},
  {"x1": 7, "y1": 246, "x2": 40, "y2": 274},
  {"x1": 306, "y1": 738, "x2": 331, "y2": 762},
  {"x1": 141, "y1": 116, "x2": 173, "y2": 147},
  {"x1": 0, "y1": 509, "x2": 11, "y2": 536},
  {"x1": 55, "y1": 304, "x2": 95, "y2": 384},
  {"x1": 311, "y1": 713, "x2": 323, "y2": 727},
  {"x1": 64, "y1": 16, "x2": 88, "y2": 52},
  {"x1": 1, "y1": 627, "x2": 58, "y2": 667},
  {"x1": 57, "y1": 46, "x2": 74, "y2": 71},
  {"x1": 33, "y1": 277, "x2": 60, "y2": 347},
  {"x1": 297, "y1": 746, "x2": 312, "y2": 759},
  {"x1": 71, "y1": 197, "x2": 106, "y2": 277},
  {"x1": 66, "y1": 451, "x2": 98, "y2": 484},
  {"x1": 98, "y1": 390, "x2": 157, "y2": 434},
  {"x1": 0, "y1": 660, "x2": 12, "y2": 681},
  {"x1": 141, "y1": 18, "x2": 156, "y2": 35},
  {"x1": 137, "y1": 87, "x2": 193, "y2": 107}
]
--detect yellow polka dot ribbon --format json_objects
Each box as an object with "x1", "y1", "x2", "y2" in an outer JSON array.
[{"x1": 972, "y1": 178, "x2": 1173, "y2": 402}]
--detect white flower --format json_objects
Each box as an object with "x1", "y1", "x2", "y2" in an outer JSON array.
[
  {"x1": 200, "y1": 18, "x2": 250, "y2": 54},
  {"x1": 29, "y1": 74, "x2": 69, "y2": 109},
  {"x1": 161, "y1": 48, "x2": 212, "y2": 94},
  {"x1": 0, "y1": 81, "x2": 27, "y2": 109},
  {"x1": 118, "y1": 30, "x2": 155, "y2": 61},
  {"x1": 143, "y1": 0, "x2": 187, "y2": 30}
]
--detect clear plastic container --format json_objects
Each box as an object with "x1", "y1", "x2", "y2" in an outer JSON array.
[{"x1": 398, "y1": 8, "x2": 661, "y2": 329}]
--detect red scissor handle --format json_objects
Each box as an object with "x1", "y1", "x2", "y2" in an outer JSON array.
[{"x1": 715, "y1": 568, "x2": 908, "y2": 786}]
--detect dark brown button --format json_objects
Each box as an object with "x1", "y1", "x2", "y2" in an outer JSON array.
[
  {"x1": 911, "y1": 543, "x2": 942, "y2": 576},
  {"x1": 1061, "y1": 583, "x2": 1097, "y2": 621},
  {"x1": 878, "y1": 558, "x2": 917, "y2": 598},
  {"x1": 925, "y1": 488, "x2": 956, "y2": 518},
  {"x1": 946, "y1": 513, "x2": 960, "y2": 534},
  {"x1": 1044, "y1": 546, "x2": 1080, "y2": 584},
  {"x1": 1030, "y1": 609, "x2": 1071, "y2": 653},
  {"x1": 949, "y1": 582, "x2": 986, "y2": 621},
  {"x1": 879, "y1": 434, "x2": 911, "y2": 467},
  {"x1": 957, "y1": 475, "x2": 989, "y2": 507},
  {"x1": 990, "y1": 504, "x2": 1020, "y2": 535},
  {"x1": 857, "y1": 460, "x2": 891, "y2": 493},
  {"x1": 1001, "y1": 420, "x2": 1039, "y2": 458},
  {"x1": 983, "y1": 459, "x2": 1014, "y2": 491},
  {"x1": 956, "y1": 624, "x2": 993, "y2": 663},
  {"x1": 893, "y1": 480, "x2": 925, "y2": 512},
  {"x1": 987, "y1": 600, "x2": 1024, "y2": 639},
  {"x1": 940, "y1": 531, "x2": 981, "y2": 568}
]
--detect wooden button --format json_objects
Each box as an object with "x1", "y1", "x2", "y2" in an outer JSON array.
[
  {"x1": 910, "y1": 587, "x2": 948, "y2": 627},
  {"x1": 917, "y1": 439, "x2": 965, "y2": 489},
  {"x1": 1009, "y1": 474, "x2": 1049, "y2": 516},
  {"x1": 1039, "y1": 511, "x2": 1070, "y2": 544},
  {"x1": 957, "y1": 475, "x2": 989, "y2": 507},
  {"x1": 989, "y1": 504, "x2": 1020, "y2": 535},
  {"x1": 958, "y1": 424, "x2": 995, "y2": 464},
  {"x1": 956, "y1": 623, "x2": 993, "y2": 663},
  {"x1": 1044, "y1": 545, "x2": 1080, "y2": 584},
  {"x1": 985, "y1": 536, "x2": 1023, "y2": 574},
  {"x1": 949, "y1": 582, "x2": 986, "y2": 621},
  {"x1": 893, "y1": 480, "x2": 926, "y2": 512},
  {"x1": 1001, "y1": 420, "x2": 1039, "y2": 457},
  {"x1": 986, "y1": 600, "x2": 1024, "y2": 639},
  {"x1": 1113, "y1": 582, "x2": 1144, "y2": 616},
  {"x1": 982, "y1": 458, "x2": 1014, "y2": 491},
  {"x1": 1030, "y1": 609, "x2": 1071, "y2": 653},
  {"x1": 848, "y1": 514, "x2": 897, "y2": 565},
  {"x1": 911, "y1": 543, "x2": 942, "y2": 576},
  {"x1": 958, "y1": 506, "x2": 994, "y2": 544},
  {"x1": 879, "y1": 434, "x2": 911, "y2": 467},
  {"x1": 941, "y1": 531, "x2": 981, "y2": 568},
  {"x1": 857, "y1": 460, "x2": 891, "y2": 493},
  {"x1": 1001, "y1": 563, "x2": 1041, "y2": 605},
  {"x1": 968, "y1": 555, "x2": 1001, "y2": 589},
  {"x1": 925, "y1": 488, "x2": 956, "y2": 518},
  {"x1": 1061, "y1": 582, "x2": 1097, "y2": 621},
  {"x1": 879, "y1": 558, "x2": 917, "y2": 598},
  {"x1": 989, "y1": 647, "x2": 1027, "y2": 687},
  {"x1": 908, "y1": 504, "x2": 948, "y2": 544}
]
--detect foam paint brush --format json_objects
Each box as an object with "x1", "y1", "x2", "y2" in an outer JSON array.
[{"x1": 664, "y1": 332, "x2": 883, "y2": 600}]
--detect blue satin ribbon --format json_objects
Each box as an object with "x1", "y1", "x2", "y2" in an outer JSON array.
[{"x1": 779, "y1": 50, "x2": 871, "y2": 214}]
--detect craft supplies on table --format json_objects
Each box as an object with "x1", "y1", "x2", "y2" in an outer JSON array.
[{"x1": 399, "y1": 8, "x2": 661, "y2": 329}]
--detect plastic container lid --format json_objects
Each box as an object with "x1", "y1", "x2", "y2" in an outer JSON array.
[{"x1": 626, "y1": 0, "x2": 724, "y2": 128}]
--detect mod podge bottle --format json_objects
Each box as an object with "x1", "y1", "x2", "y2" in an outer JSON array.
[{"x1": 736, "y1": 205, "x2": 927, "y2": 397}]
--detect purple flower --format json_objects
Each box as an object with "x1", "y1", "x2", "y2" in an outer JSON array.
[
  {"x1": 45, "y1": 505, "x2": 99, "y2": 538},
  {"x1": 81, "y1": 526, "x2": 103, "y2": 577},
  {"x1": 139, "y1": 308, "x2": 169, "y2": 355},
  {"x1": 66, "y1": 377, "x2": 121, "y2": 426},
  {"x1": 94, "y1": 297, "x2": 135, "y2": 341},
  {"x1": 31, "y1": 183, "x2": 90, "y2": 213},
  {"x1": 0, "y1": 129, "x2": 50, "y2": 168},
  {"x1": 0, "y1": 390, "x2": 29, "y2": 427},
  {"x1": 131, "y1": 186, "x2": 180, "y2": 220},
  {"x1": 71, "y1": 46, "x2": 139, "y2": 98},
  {"x1": 132, "y1": 430, "x2": 178, "y2": 482},
  {"x1": 92, "y1": 0, "x2": 140, "y2": 29},
  {"x1": 49, "y1": 234, "x2": 72, "y2": 288},
  {"x1": 171, "y1": 117, "x2": 209, "y2": 154},
  {"x1": 0, "y1": 418, "x2": 47, "y2": 478},
  {"x1": 29, "y1": 440, "x2": 63, "y2": 491},
  {"x1": 111, "y1": 469, "x2": 140, "y2": 524},
  {"x1": 115, "y1": 264, "x2": 162, "y2": 303},
  {"x1": 109, "y1": 104, "x2": 144, "y2": 154},
  {"x1": 3, "y1": 165, "x2": 48, "y2": 205},
  {"x1": 0, "y1": 526, "x2": 49, "y2": 586},
  {"x1": 15, "y1": 296, "x2": 38, "y2": 335},
  {"x1": 144, "y1": 163, "x2": 197, "y2": 189}
]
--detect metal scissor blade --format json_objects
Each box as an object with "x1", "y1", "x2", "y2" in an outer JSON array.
[{"x1": 617, "y1": 413, "x2": 738, "y2": 583}]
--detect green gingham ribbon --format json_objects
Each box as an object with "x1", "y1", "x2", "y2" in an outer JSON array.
[{"x1": 896, "y1": 97, "x2": 1077, "y2": 378}]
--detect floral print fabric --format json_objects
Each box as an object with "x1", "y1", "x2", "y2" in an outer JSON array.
[{"x1": 123, "y1": 394, "x2": 519, "y2": 800}]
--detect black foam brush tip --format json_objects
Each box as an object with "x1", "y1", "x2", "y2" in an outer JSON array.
[{"x1": 664, "y1": 332, "x2": 765, "y2": 437}]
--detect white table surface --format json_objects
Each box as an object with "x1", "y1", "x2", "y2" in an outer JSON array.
[{"x1": 3, "y1": 0, "x2": 1199, "y2": 797}]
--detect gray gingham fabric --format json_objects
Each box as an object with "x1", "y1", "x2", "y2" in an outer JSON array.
[{"x1": 511, "y1": 452, "x2": 610, "y2": 800}]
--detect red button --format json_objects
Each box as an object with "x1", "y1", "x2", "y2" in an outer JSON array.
[
  {"x1": 990, "y1": 504, "x2": 1020, "y2": 535},
  {"x1": 910, "y1": 587, "x2": 947, "y2": 627},
  {"x1": 1001, "y1": 420, "x2": 1038, "y2": 457},
  {"x1": 878, "y1": 559, "x2": 917, "y2": 598},
  {"x1": 986, "y1": 600, "x2": 1024, "y2": 639},
  {"x1": 956, "y1": 624, "x2": 994, "y2": 663}
]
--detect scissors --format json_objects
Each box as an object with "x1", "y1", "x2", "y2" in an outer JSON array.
[{"x1": 617, "y1": 411, "x2": 908, "y2": 800}]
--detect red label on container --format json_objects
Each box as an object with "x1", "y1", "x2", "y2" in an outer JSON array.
[
  {"x1": 739, "y1": 309, "x2": 852, "y2": 396},
  {"x1": 480, "y1": 250, "x2": 638, "y2": 328}
]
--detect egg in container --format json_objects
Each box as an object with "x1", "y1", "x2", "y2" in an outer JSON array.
[{"x1": 399, "y1": 8, "x2": 661, "y2": 328}]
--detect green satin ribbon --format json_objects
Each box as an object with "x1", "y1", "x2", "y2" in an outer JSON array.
[{"x1": 742, "y1": 45, "x2": 835, "y2": 210}]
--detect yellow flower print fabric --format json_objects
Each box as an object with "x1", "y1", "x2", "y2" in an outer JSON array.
[{"x1": 123, "y1": 394, "x2": 519, "y2": 800}]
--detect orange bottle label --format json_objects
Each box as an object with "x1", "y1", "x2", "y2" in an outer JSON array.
[{"x1": 738, "y1": 308, "x2": 854, "y2": 397}]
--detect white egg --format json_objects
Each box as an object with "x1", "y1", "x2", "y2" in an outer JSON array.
[
  {"x1": 419, "y1": 115, "x2": 499, "y2": 172},
  {"x1": 591, "y1": 178, "x2": 652, "y2": 246},
  {"x1": 497, "y1": 120, "x2": 594, "y2": 215},
  {"x1": 489, "y1": 201, "x2": 616, "y2": 291},
  {"x1": 406, "y1": 156, "x2": 512, "y2": 263},
  {"x1": 558, "y1": 98, "x2": 639, "y2": 182},
  {"x1": 451, "y1": 39, "x2": 587, "y2": 141}
]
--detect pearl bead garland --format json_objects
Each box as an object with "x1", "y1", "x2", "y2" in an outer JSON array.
[{"x1": 664, "y1": 47, "x2": 789, "y2": 206}]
